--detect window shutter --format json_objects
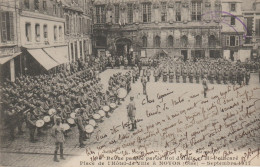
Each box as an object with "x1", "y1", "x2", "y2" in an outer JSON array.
[
  {"x1": 1, "y1": 12, "x2": 7, "y2": 42},
  {"x1": 226, "y1": 36, "x2": 229, "y2": 46},
  {"x1": 256, "y1": 19, "x2": 260, "y2": 36},
  {"x1": 9, "y1": 12, "x2": 14, "y2": 41},
  {"x1": 0, "y1": 11, "x2": 2, "y2": 42}
]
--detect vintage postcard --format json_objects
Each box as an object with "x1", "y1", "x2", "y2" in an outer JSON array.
[{"x1": 0, "y1": 0, "x2": 260, "y2": 167}]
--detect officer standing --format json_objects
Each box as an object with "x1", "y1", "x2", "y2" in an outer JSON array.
[
  {"x1": 182, "y1": 67, "x2": 187, "y2": 83},
  {"x1": 52, "y1": 117, "x2": 65, "y2": 162},
  {"x1": 26, "y1": 110, "x2": 37, "y2": 142},
  {"x1": 141, "y1": 76, "x2": 147, "y2": 95},
  {"x1": 127, "y1": 96, "x2": 136, "y2": 131},
  {"x1": 74, "y1": 109, "x2": 85, "y2": 148},
  {"x1": 147, "y1": 68, "x2": 151, "y2": 82},
  {"x1": 202, "y1": 76, "x2": 208, "y2": 98},
  {"x1": 6, "y1": 105, "x2": 16, "y2": 140},
  {"x1": 245, "y1": 69, "x2": 250, "y2": 85},
  {"x1": 176, "y1": 67, "x2": 181, "y2": 83},
  {"x1": 154, "y1": 68, "x2": 158, "y2": 82}
]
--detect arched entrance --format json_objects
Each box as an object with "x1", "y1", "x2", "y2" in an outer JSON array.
[{"x1": 115, "y1": 38, "x2": 132, "y2": 57}]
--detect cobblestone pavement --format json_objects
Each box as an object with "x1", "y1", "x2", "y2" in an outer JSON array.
[{"x1": 0, "y1": 68, "x2": 260, "y2": 167}]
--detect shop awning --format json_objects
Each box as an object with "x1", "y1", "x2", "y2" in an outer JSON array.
[
  {"x1": 27, "y1": 49, "x2": 59, "y2": 70},
  {"x1": 43, "y1": 46, "x2": 69, "y2": 65},
  {"x1": 0, "y1": 52, "x2": 21, "y2": 65},
  {"x1": 162, "y1": 50, "x2": 168, "y2": 55}
]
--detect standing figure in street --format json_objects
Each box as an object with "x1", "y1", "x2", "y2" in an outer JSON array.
[
  {"x1": 202, "y1": 76, "x2": 208, "y2": 98},
  {"x1": 74, "y1": 109, "x2": 85, "y2": 148},
  {"x1": 127, "y1": 96, "x2": 136, "y2": 131},
  {"x1": 147, "y1": 68, "x2": 151, "y2": 82},
  {"x1": 52, "y1": 117, "x2": 65, "y2": 162},
  {"x1": 6, "y1": 105, "x2": 16, "y2": 141},
  {"x1": 26, "y1": 110, "x2": 38, "y2": 142},
  {"x1": 141, "y1": 76, "x2": 147, "y2": 95}
]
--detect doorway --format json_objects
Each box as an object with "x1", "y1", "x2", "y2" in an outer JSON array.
[
  {"x1": 116, "y1": 38, "x2": 132, "y2": 57},
  {"x1": 181, "y1": 50, "x2": 188, "y2": 62}
]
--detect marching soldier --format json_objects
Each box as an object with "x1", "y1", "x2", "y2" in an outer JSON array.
[
  {"x1": 169, "y1": 68, "x2": 174, "y2": 83},
  {"x1": 141, "y1": 76, "x2": 147, "y2": 95},
  {"x1": 124, "y1": 57, "x2": 128, "y2": 69},
  {"x1": 147, "y1": 68, "x2": 151, "y2": 82},
  {"x1": 245, "y1": 69, "x2": 250, "y2": 85},
  {"x1": 26, "y1": 110, "x2": 38, "y2": 142},
  {"x1": 6, "y1": 105, "x2": 16, "y2": 140},
  {"x1": 163, "y1": 67, "x2": 168, "y2": 82},
  {"x1": 154, "y1": 68, "x2": 159, "y2": 82},
  {"x1": 189, "y1": 67, "x2": 194, "y2": 83},
  {"x1": 202, "y1": 76, "x2": 208, "y2": 98},
  {"x1": 52, "y1": 117, "x2": 66, "y2": 162},
  {"x1": 223, "y1": 68, "x2": 229, "y2": 84},
  {"x1": 127, "y1": 96, "x2": 137, "y2": 131},
  {"x1": 111, "y1": 57, "x2": 115, "y2": 69},
  {"x1": 176, "y1": 67, "x2": 181, "y2": 83},
  {"x1": 182, "y1": 67, "x2": 187, "y2": 83}
]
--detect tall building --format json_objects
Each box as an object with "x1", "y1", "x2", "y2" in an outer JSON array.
[
  {"x1": 62, "y1": 0, "x2": 93, "y2": 62},
  {"x1": 0, "y1": 0, "x2": 21, "y2": 82},
  {"x1": 92, "y1": 0, "x2": 223, "y2": 61},
  {"x1": 221, "y1": 0, "x2": 248, "y2": 61},
  {"x1": 243, "y1": 0, "x2": 260, "y2": 59},
  {"x1": 18, "y1": 0, "x2": 69, "y2": 75}
]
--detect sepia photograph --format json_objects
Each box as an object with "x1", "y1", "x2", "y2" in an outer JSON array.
[{"x1": 0, "y1": 0, "x2": 260, "y2": 166}]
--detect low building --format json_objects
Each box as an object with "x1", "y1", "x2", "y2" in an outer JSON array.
[
  {"x1": 18, "y1": 0, "x2": 69, "y2": 75},
  {"x1": 0, "y1": 0, "x2": 21, "y2": 82}
]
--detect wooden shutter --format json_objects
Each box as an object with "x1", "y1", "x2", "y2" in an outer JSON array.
[
  {"x1": 1, "y1": 12, "x2": 7, "y2": 42},
  {"x1": 9, "y1": 12, "x2": 14, "y2": 41},
  {"x1": 256, "y1": 19, "x2": 260, "y2": 36}
]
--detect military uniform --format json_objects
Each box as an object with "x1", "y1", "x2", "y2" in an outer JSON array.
[
  {"x1": 163, "y1": 68, "x2": 168, "y2": 82},
  {"x1": 147, "y1": 69, "x2": 151, "y2": 82},
  {"x1": 169, "y1": 68, "x2": 174, "y2": 83},
  {"x1": 176, "y1": 68, "x2": 181, "y2": 83},
  {"x1": 26, "y1": 111, "x2": 37, "y2": 142},
  {"x1": 74, "y1": 111, "x2": 85, "y2": 148},
  {"x1": 189, "y1": 68, "x2": 194, "y2": 83},
  {"x1": 182, "y1": 68, "x2": 187, "y2": 83},
  {"x1": 52, "y1": 117, "x2": 65, "y2": 162},
  {"x1": 141, "y1": 76, "x2": 147, "y2": 95},
  {"x1": 6, "y1": 107, "x2": 16, "y2": 140},
  {"x1": 245, "y1": 70, "x2": 250, "y2": 85}
]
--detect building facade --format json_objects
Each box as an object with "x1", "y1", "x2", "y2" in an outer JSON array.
[
  {"x1": 92, "y1": 0, "x2": 223, "y2": 61},
  {"x1": 18, "y1": 0, "x2": 69, "y2": 75},
  {"x1": 243, "y1": 0, "x2": 260, "y2": 60},
  {"x1": 0, "y1": 0, "x2": 21, "y2": 82},
  {"x1": 221, "y1": 0, "x2": 247, "y2": 61},
  {"x1": 62, "y1": 0, "x2": 93, "y2": 62}
]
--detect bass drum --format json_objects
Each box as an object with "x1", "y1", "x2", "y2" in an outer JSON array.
[
  {"x1": 85, "y1": 125, "x2": 94, "y2": 134},
  {"x1": 36, "y1": 120, "x2": 44, "y2": 128},
  {"x1": 103, "y1": 106, "x2": 110, "y2": 112},
  {"x1": 61, "y1": 123, "x2": 70, "y2": 131},
  {"x1": 109, "y1": 103, "x2": 117, "y2": 109},
  {"x1": 98, "y1": 110, "x2": 105, "y2": 118},
  {"x1": 67, "y1": 118, "x2": 75, "y2": 125},
  {"x1": 70, "y1": 112, "x2": 76, "y2": 119},
  {"x1": 117, "y1": 88, "x2": 127, "y2": 99},
  {"x1": 93, "y1": 114, "x2": 101, "y2": 121},
  {"x1": 43, "y1": 116, "x2": 51, "y2": 123},
  {"x1": 48, "y1": 109, "x2": 56, "y2": 115},
  {"x1": 89, "y1": 119, "x2": 96, "y2": 127}
]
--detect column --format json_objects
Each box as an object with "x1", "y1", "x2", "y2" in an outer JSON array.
[{"x1": 10, "y1": 59, "x2": 15, "y2": 82}]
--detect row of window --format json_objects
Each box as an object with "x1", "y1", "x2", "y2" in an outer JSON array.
[
  {"x1": 65, "y1": 15, "x2": 92, "y2": 35},
  {"x1": 96, "y1": 1, "x2": 221, "y2": 24},
  {"x1": 23, "y1": 0, "x2": 63, "y2": 17},
  {"x1": 25, "y1": 23, "x2": 63, "y2": 43},
  {"x1": 141, "y1": 35, "x2": 217, "y2": 48}
]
